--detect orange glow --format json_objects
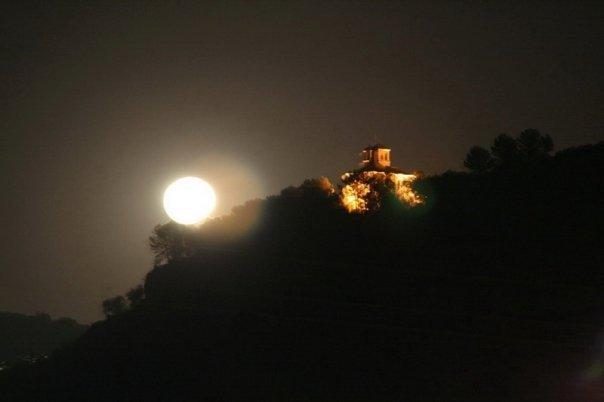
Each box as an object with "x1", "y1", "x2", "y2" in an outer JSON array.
[
  {"x1": 340, "y1": 180, "x2": 372, "y2": 213},
  {"x1": 391, "y1": 173, "x2": 423, "y2": 206},
  {"x1": 340, "y1": 171, "x2": 423, "y2": 213}
]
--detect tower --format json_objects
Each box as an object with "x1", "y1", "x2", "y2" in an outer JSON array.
[{"x1": 360, "y1": 144, "x2": 391, "y2": 170}]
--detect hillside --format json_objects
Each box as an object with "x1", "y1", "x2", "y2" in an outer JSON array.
[
  {"x1": 1, "y1": 142, "x2": 602, "y2": 402},
  {"x1": 0, "y1": 312, "x2": 86, "y2": 368}
]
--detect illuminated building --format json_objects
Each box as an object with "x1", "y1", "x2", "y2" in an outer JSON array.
[{"x1": 340, "y1": 144, "x2": 423, "y2": 213}]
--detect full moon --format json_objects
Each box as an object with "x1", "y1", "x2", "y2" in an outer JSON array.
[{"x1": 163, "y1": 177, "x2": 217, "y2": 225}]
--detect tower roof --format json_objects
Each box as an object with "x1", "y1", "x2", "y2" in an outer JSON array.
[{"x1": 363, "y1": 143, "x2": 390, "y2": 151}]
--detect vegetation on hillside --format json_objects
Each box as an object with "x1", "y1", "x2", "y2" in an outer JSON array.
[{"x1": 0, "y1": 312, "x2": 86, "y2": 370}]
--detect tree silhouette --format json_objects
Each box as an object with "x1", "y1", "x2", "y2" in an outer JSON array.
[
  {"x1": 465, "y1": 129, "x2": 555, "y2": 171},
  {"x1": 102, "y1": 296, "x2": 127, "y2": 318},
  {"x1": 490, "y1": 133, "x2": 520, "y2": 167},
  {"x1": 149, "y1": 222, "x2": 192, "y2": 266},
  {"x1": 464, "y1": 146, "x2": 494, "y2": 173},
  {"x1": 517, "y1": 128, "x2": 553, "y2": 160},
  {"x1": 126, "y1": 285, "x2": 145, "y2": 307},
  {"x1": 280, "y1": 177, "x2": 335, "y2": 199}
]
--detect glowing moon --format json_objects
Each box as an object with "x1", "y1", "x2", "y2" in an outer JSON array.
[{"x1": 163, "y1": 177, "x2": 216, "y2": 225}]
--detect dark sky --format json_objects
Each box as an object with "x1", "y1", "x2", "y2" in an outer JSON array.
[{"x1": 2, "y1": 1, "x2": 603, "y2": 322}]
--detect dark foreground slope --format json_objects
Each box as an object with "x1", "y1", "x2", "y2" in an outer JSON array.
[{"x1": 1, "y1": 143, "x2": 602, "y2": 402}]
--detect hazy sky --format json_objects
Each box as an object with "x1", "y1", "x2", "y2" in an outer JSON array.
[{"x1": 2, "y1": 1, "x2": 603, "y2": 322}]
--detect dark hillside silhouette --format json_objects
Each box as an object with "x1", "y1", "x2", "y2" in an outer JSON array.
[
  {"x1": 0, "y1": 312, "x2": 86, "y2": 367},
  {"x1": 1, "y1": 138, "x2": 603, "y2": 401}
]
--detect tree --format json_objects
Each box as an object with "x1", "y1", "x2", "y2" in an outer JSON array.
[
  {"x1": 280, "y1": 177, "x2": 335, "y2": 198},
  {"x1": 102, "y1": 296, "x2": 127, "y2": 318},
  {"x1": 491, "y1": 133, "x2": 520, "y2": 167},
  {"x1": 126, "y1": 285, "x2": 145, "y2": 307},
  {"x1": 464, "y1": 146, "x2": 494, "y2": 173},
  {"x1": 149, "y1": 222, "x2": 192, "y2": 266},
  {"x1": 517, "y1": 128, "x2": 553, "y2": 160}
]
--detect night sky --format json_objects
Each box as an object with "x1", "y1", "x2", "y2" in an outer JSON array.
[{"x1": 2, "y1": 1, "x2": 603, "y2": 322}]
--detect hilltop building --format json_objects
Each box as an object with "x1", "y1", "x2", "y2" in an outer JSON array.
[
  {"x1": 361, "y1": 144, "x2": 391, "y2": 170},
  {"x1": 340, "y1": 144, "x2": 423, "y2": 213}
]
